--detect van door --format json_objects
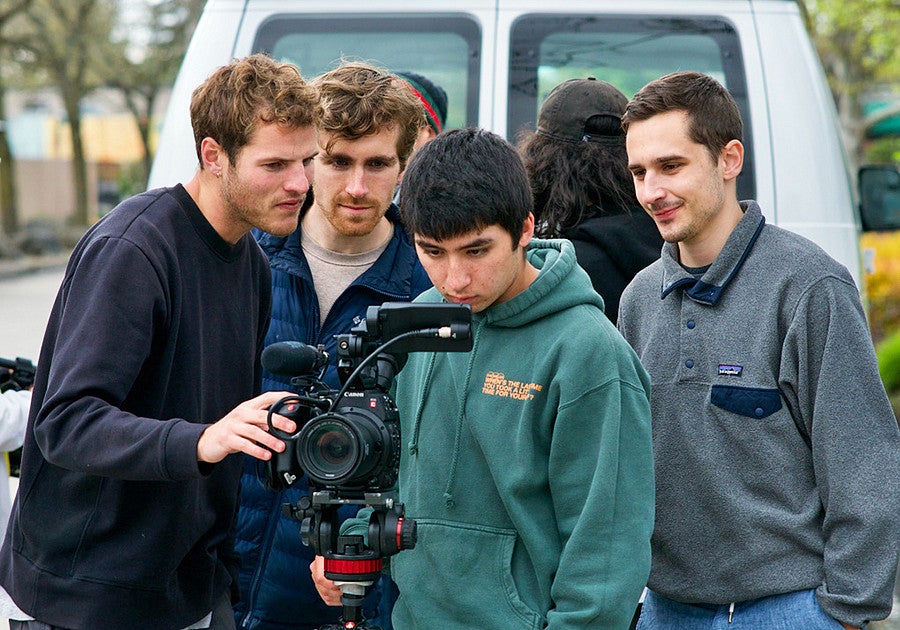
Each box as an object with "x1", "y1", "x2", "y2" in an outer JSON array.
[
  {"x1": 242, "y1": 2, "x2": 495, "y2": 130},
  {"x1": 499, "y1": 3, "x2": 757, "y2": 203}
]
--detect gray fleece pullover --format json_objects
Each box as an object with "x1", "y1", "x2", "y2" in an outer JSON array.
[{"x1": 618, "y1": 201, "x2": 900, "y2": 627}]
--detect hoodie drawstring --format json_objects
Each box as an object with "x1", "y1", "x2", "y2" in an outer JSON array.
[
  {"x1": 442, "y1": 325, "x2": 478, "y2": 509},
  {"x1": 408, "y1": 353, "x2": 437, "y2": 457}
]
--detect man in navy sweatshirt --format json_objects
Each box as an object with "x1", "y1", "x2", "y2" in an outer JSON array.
[{"x1": 0, "y1": 54, "x2": 319, "y2": 630}]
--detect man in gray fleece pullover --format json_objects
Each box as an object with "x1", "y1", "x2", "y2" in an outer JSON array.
[{"x1": 618, "y1": 71, "x2": 900, "y2": 629}]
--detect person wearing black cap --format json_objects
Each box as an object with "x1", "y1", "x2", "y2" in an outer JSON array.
[{"x1": 517, "y1": 77, "x2": 662, "y2": 325}]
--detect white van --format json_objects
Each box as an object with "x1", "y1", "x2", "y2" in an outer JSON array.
[{"x1": 149, "y1": 0, "x2": 900, "y2": 285}]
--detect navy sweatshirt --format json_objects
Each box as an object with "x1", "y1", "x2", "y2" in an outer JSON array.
[{"x1": 0, "y1": 185, "x2": 272, "y2": 629}]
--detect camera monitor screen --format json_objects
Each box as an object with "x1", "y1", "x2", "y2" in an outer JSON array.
[{"x1": 366, "y1": 302, "x2": 473, "y2": 354}]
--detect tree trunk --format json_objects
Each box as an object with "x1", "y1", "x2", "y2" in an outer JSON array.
[
  {"x1": 139, "y1": 111, "x2": 153, "y2": 187},
  {"x1": 0, "y1": 79, "x2": 19, "y2": 236},
  {"x1": 64, "y1": 94, "x2": 90, "y2": 227},
  {"x1": 123, "y1": 89, "x2": 155, "y2": 189}
]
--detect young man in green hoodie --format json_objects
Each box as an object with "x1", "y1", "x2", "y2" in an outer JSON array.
[{"x1": 312, "y1": 127, "x2": 655, "y2": 629}]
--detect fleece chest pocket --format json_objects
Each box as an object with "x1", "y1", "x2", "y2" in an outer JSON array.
[{"x1": 710, "y1": 384, "x2": 782, "y2": 419}]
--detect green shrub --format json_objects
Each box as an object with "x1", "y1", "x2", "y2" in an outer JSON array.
[{"x1": 876, "y1": 329, "x2": 900, "y2": 395}]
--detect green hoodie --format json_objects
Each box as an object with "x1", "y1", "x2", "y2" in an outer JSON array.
[{"x1": 387, "y1": 238, "x2": 654, "y2": 629}]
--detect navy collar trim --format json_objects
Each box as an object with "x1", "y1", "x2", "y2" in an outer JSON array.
[{"x1": 659, "y1": 207, "x2": 766, "y2": 305}]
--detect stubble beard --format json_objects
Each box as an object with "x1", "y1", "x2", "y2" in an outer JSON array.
[
  {"x1": 659, "y1": 185, "x2": 726, "y2": 246},
  {"x1": 322, "y1": 197, "x2": 388, "y2": 238},
  {"x1": 221, "y1": 171, "x2": 301, "y2": 238}
]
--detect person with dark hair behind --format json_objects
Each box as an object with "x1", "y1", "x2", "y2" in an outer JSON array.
[{"x1": 518, "y1": 77, "x2": 662, "y2": 324}]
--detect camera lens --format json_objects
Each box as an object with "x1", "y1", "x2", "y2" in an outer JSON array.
[
  {"x1": 299, "y1": 418, "x2": 359, "y2": 480},
  {"x1": 315, "y1": 427, "x2": 353, "y2": 464},
  {"x1": 297, "y1": 408, "x2": 398, "y2": 489}
]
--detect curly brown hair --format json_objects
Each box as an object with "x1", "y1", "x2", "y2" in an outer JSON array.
[
  {"x1": 190, "y1": 53, "x2": 319, "y2": 166},
  {"x1": 313, "y1": 61, "x2": 426, "y2": 170}
]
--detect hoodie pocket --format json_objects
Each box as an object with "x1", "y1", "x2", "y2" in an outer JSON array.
[
  {"x1": 391, "y1": 520, "x2": 544, "y2": 630},
  {"x1": 710, "y1": 384, "x2": 782, "y2": 419}
]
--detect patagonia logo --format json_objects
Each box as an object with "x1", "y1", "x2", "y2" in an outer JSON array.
[
  {"x1": 482, "y1": 371, "x2": 543, "y2": 401},
  {"x1": 717, "y1": 364, "x2": 743, "y2": 377}
]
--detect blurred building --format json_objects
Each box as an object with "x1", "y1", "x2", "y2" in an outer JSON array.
[{"x1": 2, "y1": 88, "x2": 169, "y2": 226}]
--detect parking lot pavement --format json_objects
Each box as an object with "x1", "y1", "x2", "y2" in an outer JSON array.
[{"x1": 0, "y1": 252, "x2": 70, "y2": 281}]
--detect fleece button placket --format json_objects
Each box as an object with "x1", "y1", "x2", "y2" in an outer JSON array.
[{"x1": 681, "y1": 307, "x2": 699, "y2": 376}]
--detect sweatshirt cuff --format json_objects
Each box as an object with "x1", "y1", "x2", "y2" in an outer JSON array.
[
  {"x1": 163, "y1": 419, "x2": 210, "y2": 480},
  {"x1": 816, "y1": 584, "x2": 882, "y2": 628}
]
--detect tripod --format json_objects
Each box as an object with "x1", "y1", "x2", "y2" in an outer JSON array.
[{"x1": 285, "y1": 491, "x2": 416, "y2": 630}]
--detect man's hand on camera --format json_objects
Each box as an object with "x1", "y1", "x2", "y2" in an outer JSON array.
[
  {"x1": 196, "y1": 391, "x2": 297, "y2": 464},
  {"x1": 310, "y1": 555, "x2": 342, "y2": 606}
]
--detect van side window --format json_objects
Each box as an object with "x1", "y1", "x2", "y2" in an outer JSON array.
[
  {"x1": 508, "y1": 14, "x2": 755, "y2": 200},
  {"x1": 252, "y1": 14, "x2": 481, "y2": 130}
]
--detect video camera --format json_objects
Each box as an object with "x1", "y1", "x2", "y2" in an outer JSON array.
[
  {"x1": 260, "y1": 302, "x2": 472, "y2": 630},
  {"x1": 1, "y1": 356, "x2": 36, "y2": 478},
  {"x1": 0, "y1": 356, "x2": 35, "y2": 393}
]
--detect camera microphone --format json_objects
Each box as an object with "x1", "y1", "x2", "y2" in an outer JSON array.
[{"x1": 262, "y1": 341, "x2": 329, "y2": 376}]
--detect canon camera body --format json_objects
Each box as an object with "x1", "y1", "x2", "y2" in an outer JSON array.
[{"x1": 262, "y1": 302, "x2": 472, "y2": 497}]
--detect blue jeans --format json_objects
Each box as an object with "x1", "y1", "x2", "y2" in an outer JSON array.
[{"x1": 636, "y1": 588, "x2": 854, "y2": 629}]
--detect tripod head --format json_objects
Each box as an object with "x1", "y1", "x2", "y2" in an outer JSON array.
[{"x1": 286, "y1": 491, "x2": 415, "y2": 630}]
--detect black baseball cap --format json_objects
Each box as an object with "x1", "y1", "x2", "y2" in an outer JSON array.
[{"x1": 536, "y1": 77, "x2": 627, "y2": 144}]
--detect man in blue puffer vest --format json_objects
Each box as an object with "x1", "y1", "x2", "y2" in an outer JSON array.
[{"x1": 232, "y1": 61, "x2": 432, "y2": 630}]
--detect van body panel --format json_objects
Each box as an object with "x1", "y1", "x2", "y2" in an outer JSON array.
[
  {"x1": 751, "y1": 5, "x2": 860, "y2": 248},
  {"x1": 149, "y1": 0, "x2": 865, "y2": 286},
  {"x1": 150, "y1": 3, "x2": 247, "y2": 186}
]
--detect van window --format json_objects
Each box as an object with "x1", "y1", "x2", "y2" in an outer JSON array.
[
  {"x1": 252, "y1": 14, "x2": 481, "y2": 130},
  {"x1": 509, "y1": 14, "x2": 754, "y2": 200}
]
